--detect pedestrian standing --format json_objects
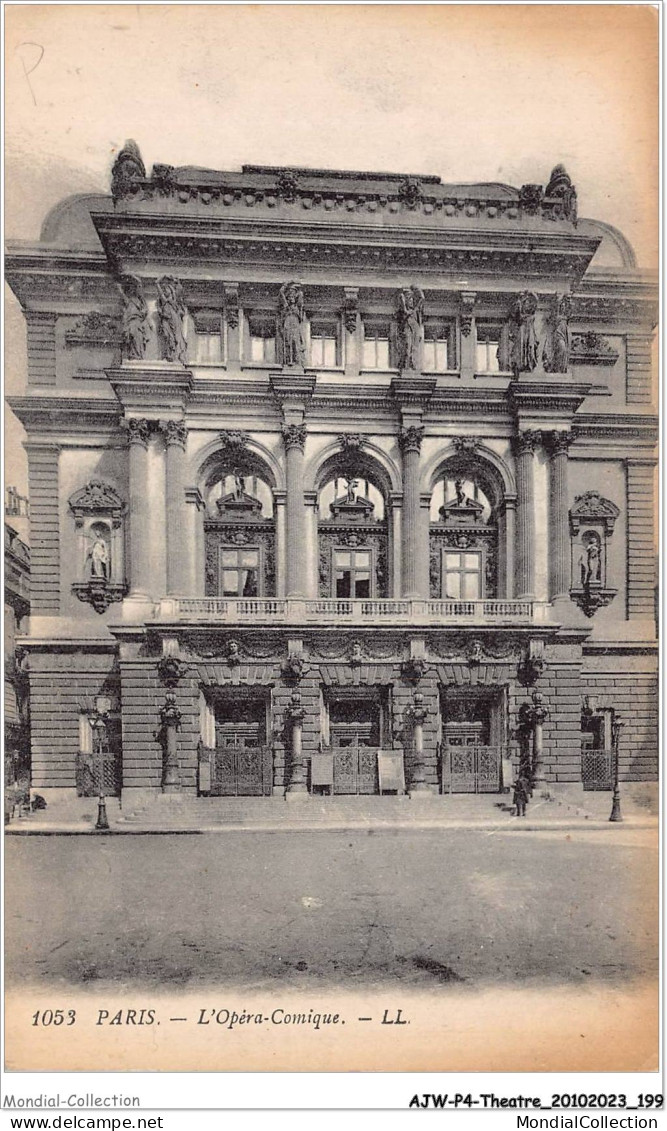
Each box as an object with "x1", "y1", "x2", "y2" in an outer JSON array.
[{"x1": 513, "y1": 773, "x2": 531, "y2": 817}]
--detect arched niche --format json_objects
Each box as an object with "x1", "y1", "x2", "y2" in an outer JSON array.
[
  {"x1": 428, "y1": 452, "x2": 510, "y2": 601},
  {"x1": 315, "y1": 449, "x2": 392, "y2": 600},
  {"x1": 69, "y1": 479, "x2": 127, "y2": 613},
  {"x1": 195, "y1": 439, "x2": 279, "y2": 598}
]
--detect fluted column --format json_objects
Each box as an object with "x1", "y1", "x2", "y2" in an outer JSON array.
[
  {"x1": 126, "y1": 418, "x2": 153, "y2": 598},
  {"x1": 545, "y1": 430, "x2": 573, "y2": 601},
  {"x1": 164, "y1": 421, "x2": 188, "y2": 596},
  {"x1": 282, "y1": 424, "x2": 307, "y2": 597},
  {"x1": 513, "y1": 430, "x2": 540, "y2": 601},
  {"x1": 399, "y1": 425, "x2": 424, "y2": 598}
]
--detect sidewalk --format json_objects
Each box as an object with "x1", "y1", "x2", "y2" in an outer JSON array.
[{"x1": 5, "y1": 787, "x2": 658, "y2": 835}]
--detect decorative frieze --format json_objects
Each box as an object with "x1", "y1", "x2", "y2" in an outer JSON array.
[{"x1": 65, "y1": 312, "x2": 121, "y2": 348}]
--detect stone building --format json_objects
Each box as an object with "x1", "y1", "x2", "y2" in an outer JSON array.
[
  {"x1": 5, "y1": 148, "x2": 658, "y2": 814},
  {"x1": 4, "y1": 502, "x2": 30, "y2": 804}
]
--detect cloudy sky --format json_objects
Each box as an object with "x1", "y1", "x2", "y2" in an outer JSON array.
[{"x1": 4, "y1": 3, "x2": 658, "y2": 501}]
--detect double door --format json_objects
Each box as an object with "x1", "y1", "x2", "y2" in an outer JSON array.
[{"x1": 212, "y1": 706, "x2": 272, "y2": 796}]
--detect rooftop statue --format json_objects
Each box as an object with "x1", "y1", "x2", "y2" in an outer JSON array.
[{"x1": 111, "y1": 140, "x2": 146, "y2": 202}]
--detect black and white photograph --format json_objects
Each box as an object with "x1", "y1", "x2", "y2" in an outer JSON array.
[{"x1": 2, "y1": 1, "x2": 659, "y2": 1090}]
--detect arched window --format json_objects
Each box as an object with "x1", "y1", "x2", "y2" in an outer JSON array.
[
  {"x1": 202, "y1": 455, "x2": 276, "y2": 598},
  {"x1": 429, "y1": 459, "x2": 502, "y2": 600},
  {"x1": 317, "y1": 461, "x2": 389, "y2": 599}
]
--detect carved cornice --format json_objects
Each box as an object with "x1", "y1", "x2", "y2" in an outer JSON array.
[{"x1": 91, "y1": 212, "x2": 600, "y2": 281}]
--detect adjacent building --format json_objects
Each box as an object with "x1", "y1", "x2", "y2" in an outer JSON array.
[{"x1": 5, "y1": 147, "x2": 658, "y2": 812}]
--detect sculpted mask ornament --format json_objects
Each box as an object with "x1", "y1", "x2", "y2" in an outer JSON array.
[
  {"x1": 398, "y1": 177, "x2": 423, "y2": 208},
  {"x1": 276, "y1": 170, "x2": 300, "y2": 203},
  {"x1": 226, "y1": 640, "x2": 241, "y2": 666},
  {"x1": 157, "y1": 656, "x2": 188, "y2": 688},
  {"x1": 282, "y1": 653, "x2": 307, "y2": 682}
]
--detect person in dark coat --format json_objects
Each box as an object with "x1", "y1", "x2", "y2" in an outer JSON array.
[{"x1": 513, "y1": 773, "x2": 531, "y2": 817}]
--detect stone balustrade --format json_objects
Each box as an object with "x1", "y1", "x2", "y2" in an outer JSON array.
[{"x1": 154, "y1": 596, "x2": 549, "y2": 626}]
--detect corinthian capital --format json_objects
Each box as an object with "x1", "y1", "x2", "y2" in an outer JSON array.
[
  {"x1": 543, "y1": 430, "x2": 574, "y2": 457},
  {"x1": 125, "y1": 418, "x2": 153, "y2": 447},
  {"x1": 163, "y1": 420, "x2": 188, "y2": 448},
  {"x1": 281, "y1": 423, "x2": 307, "y2": 452},
  {"x1": 512, "y1": 429, "x2": 541, "y2": 457},
  {"x1": 398, "y1": 425, "x2": 424, "y2": 455}
]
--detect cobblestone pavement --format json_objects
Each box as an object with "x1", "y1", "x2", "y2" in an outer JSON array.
[{"x1": 5, "y1": 826, "x2": 657, "y2": 991}]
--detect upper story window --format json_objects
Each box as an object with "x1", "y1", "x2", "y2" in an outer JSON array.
[
  {"x1": 220, "y1": 546, "x2": 260, "y2": 597},
  {"x1": 334, "y1": 547, "x2": 373, "y2": 599},
  {"x1": 192, "y1": 310, "x2": 223, "y2": 364},
  {"x1": 247, "y1": 315, "x2": 277, "y2": 364},
  {"x1": 362, "y1": 321, "x2": 392, "y2": 369},
  {"x1": 423, "y1": 321, "x2": 454, "y2": 372},
  {"x1": 309, "y1": 320, "x2": 340, "y2": 368},
  {"x1": 475, "y1": 323, "x2": 508, "y2": 374},
  {"x1": 442, "y1": 549, "x2": 483, "y2": 600}
]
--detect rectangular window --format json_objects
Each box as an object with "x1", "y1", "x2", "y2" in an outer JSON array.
[
  {"x1": 310, "y1": 321, "x2": 339, "y2": 368},
  {"x1": 423, "y1": 322, "x2": 453, "y2": 372},
  {"x1": 192, "y1": 310, "x2": 223, "y2": 365},
  {"x1": 219, "y1": 546, "x2": 260, "y2": 597},
  {"x1": 334, "y1": 547, "x2": 373, "y2": 599},
  {"x1": 475, "y1": 323, "x2": 506, "y2": 374},
  {"x1": 247, "y1": 316, "x2": 276, "y2": 364},
  {"x1": 362, "y1": 322, "x2": 391, "y2": 369},
  {"x1": 443, "y1": 550, "x2": 483, "y2": 600}
]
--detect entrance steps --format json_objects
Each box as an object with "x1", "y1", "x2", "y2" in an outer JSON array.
[{"x1": 117, "y1": 793, "x2": 425, "y2": 829}]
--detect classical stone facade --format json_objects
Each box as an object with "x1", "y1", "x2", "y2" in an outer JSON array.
[{"x1": 5, "y1": 151, "x2": 658, "y2": 809}]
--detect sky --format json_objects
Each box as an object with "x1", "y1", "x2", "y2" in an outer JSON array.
[{"x1": 3, "y1": 3, "x2": 659, "y2": 508}]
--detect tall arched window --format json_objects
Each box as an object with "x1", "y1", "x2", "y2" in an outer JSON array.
[
  {"x1": 429, "y1": 458, "x2": 502, "y2": 600},
  {"x1": 317, "y1": 458, "x2": 390, "y2": 599},
  {"x1": 201, "y1": 454, "x2": 276, "y2": 598}
]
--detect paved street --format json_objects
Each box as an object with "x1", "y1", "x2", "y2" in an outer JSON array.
[{"x1": 5, "y1": 827, "x2": 657, "y2": 991}]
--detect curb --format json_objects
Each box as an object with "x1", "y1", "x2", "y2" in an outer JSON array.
[{"x1": 5, "y1": 817, "x2": 657, "y2": 836}]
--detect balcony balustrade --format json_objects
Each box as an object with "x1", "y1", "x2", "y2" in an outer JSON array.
[{"x1": 154, "y1": 596, "x2": 551, "y2": 626}]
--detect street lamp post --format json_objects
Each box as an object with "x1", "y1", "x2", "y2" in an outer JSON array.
[
  {"x1": 92, "y1": 694, "x2": 112, "y2": 832},
  {"x1": 609, "y1": 717, "x2": 624, "y2": 823}
]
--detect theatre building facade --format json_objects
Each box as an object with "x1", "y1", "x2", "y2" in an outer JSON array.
[{"x1": 5, "y1": 148, "x2": 658, "y2": 812}]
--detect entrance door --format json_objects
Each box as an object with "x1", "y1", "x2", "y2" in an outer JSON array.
[
  {"x1": 440, "y1": 691, "x2": 503, "y2": 793},
  {"x1": 211, "y1": 697, "x2": 272, "y2": 796},
  {"x1": 326, "y1": 693, "x2": 383, "y2": 794}
]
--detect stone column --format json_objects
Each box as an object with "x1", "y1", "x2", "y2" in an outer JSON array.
[
  {"x1": 304, "y1": 491, "x2": 319, "y2": 598},
  {"x1": 160, "y1": 692, "x2": 182, "y2": 791},
  {"x1": 286, "y1": 693, "x2": 307, "y2": 793},
  {"x1": 164, "y1": 421, "x2": 188, "y2": 596},
  {"x1": 498, "y1": 498, "x2": 517, "y2": 599},
  {"x1": 388, "y1": 492, "x2": 403, "y2": 598},
  {"x1": 530, "y1": 692, "x2": 549, "y2": 788},
  {"x1": 273, "y1": 491, "x2": 287, "y2": 598},
  {"x1": 513, "y1": 430, "x2": 540, "y2": 601},
  {"x1": 545, "y1": 431, "x2": 573, "y2": 602},
  {"x1": 399, "y1": 425, "x2": 424, "y2": 598},
  {"x1": 126, "y1": 418, "x2": 153, "y2": 598},
  {"x1": 282, "y1": 424, "x2": 307, "y2": 597},
  {"x1": 184, "y1": 487, "x2": 205, "y2": 596},
  {"x1": 407, "y1": 692, "x2": 429, "y2": 793}
]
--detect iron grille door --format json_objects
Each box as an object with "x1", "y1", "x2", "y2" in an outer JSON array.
[
  {"x1": 581, "y1": 748, "x2": 613, "y2": 791},
  {"x1": 330, "y1": 744, "x2": 378, "y2": 795},
  {"x1": 442, "y1": 745, "x2": 502, "y2": 794}
]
